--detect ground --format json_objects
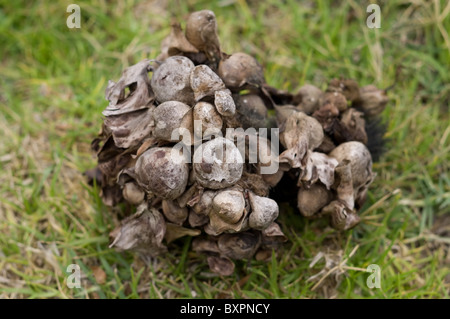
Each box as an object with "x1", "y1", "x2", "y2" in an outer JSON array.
[{"x1": 0, "y1": 0, "x2": 449, "y2": 299}]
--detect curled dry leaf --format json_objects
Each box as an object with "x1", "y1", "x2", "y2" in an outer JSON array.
[
  {"x1": 298, "y1": 151, "x2": 338, "y2": 189},
  {"x1": 261, "y1": 83, "x2": 295, "y2": 106},
  {"x1": 279, "y1": 111, "x2": 324, "y2": 169},
  {"x1": 176, "y1": 184, "x2": 199, "y2": 208},
  {"x1": 104, "y1": 107, "x2": 154, "y2": 148},
  {"x1": 94, "y1": 135, "x2": 138, "y2": 206},
  {"x1": 157, "y1": 22, "x2": 199, "y2": 61},
  {"x1": 165, "y1": 223, "x2": 201, "y2": 243},
  {"x1": 237, "y1": 172, "x2": 270, "y2": 197},
  {"x1": 329, "y1": 141, "x2": 375, "y2": 208},
  {"x1": 100, "y1": 184, "x2": 123, "y2": 207},
  {"x1": 109, "y1": 204, "x2": 166, "y2": 256},
  {"x1": 103, "y1": 60, "x2": 154, "y2": 116},
  {"x1": 206, "y1": 207, "x2": 249, "y2": 236},
  {"x1": 95, "y1": 136, "x2": 132, "y2": 178}
]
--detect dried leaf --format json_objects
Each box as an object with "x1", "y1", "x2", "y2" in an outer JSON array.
[
  {"x1": 329, "y1": 141, "x2": 375, "y2": 208},
  {"x1": 298, "y1": 151, "x2": 338, "y2": 189},
  {"x1": 177, "y1": 184, "x2": 201, "y2": 208},
  {"x1": 109, "y1": 204, "x2": 167, "y2": 256},
  {"x1": 205, "y1": 206, "x2": 249, "y2": 236},
  {"x1": 134, "y1": 137, "x2": 158, "y2": 158},
  {"x1": 165, "y1": 223, "x2": 201, "y2": 243},
  {"x1": 164, "y1": 22, "x2": 199, "y2": 57},
  {"x1": 279, "y1": 111, "x2": 324, "y2": 169},
  {"x1": 104, "y1": 107, "x2": 154, "y2": 149},
  {"x1": 333, "y1": 161, "x2": 355, "y2": 210},
  {"x1": 103, "y1": 60, "x2": 154, "y2": 116}
]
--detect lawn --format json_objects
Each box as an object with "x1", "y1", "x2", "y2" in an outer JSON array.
[{"x1": 0, "y1": 0, "x2": 449, "y2": 299}]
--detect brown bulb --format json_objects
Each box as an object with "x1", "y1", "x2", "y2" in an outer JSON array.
[
  {"x1": 135, "y1": 147, "x2": 189, "y2": 200},
  {"x1": 217, "y1": 52, "x2": 265, "y2": 91},
  {"x1": 185, "y1": 10, "x2": 221, "y2": 62},
  {"x1": 151, "y1": 56, "x2": 195, "y2": 105}
]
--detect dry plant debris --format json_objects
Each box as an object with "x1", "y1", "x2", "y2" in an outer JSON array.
[{"x1": 89, "y1": 10, "x2": 389, "y2": 276}]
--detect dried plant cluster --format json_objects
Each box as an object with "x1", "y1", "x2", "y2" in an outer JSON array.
[{"x1": 88, "y1": 10, "x2": 388, "y2": 275}]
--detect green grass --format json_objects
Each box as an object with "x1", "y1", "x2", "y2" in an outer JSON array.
[{"x1": 0, "y1": 0, "x2": 449, "y2": 299}]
